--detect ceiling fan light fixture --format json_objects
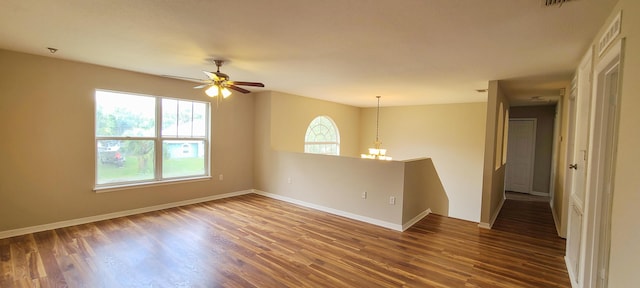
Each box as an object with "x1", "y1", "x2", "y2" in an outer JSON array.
[
  {"x1": 191, "y1": 59, "x2": 265, "y2": 100},
  {"x1": 205, "y1": 85, "x2": 219, "y2": 97},
  {"x1": 221, "y1": 87, "x2": 232, "y2": 98}
]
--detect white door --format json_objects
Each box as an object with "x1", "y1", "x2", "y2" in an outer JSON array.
[
  {"x1": 505, "y1": 119, "x2": 536, "y2": 194},
  {"x1": 565, "y1": 48, "x2": 592, "y2": 287},
  {"x1": 571, "y1": 58, "x2": 592, "y2": 206}
]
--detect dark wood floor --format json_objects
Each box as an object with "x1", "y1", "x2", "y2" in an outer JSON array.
[{"x1": 1, "y1": 194, "x2": 569, "y2": 287}]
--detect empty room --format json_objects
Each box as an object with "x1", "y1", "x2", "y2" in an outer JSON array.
[{"x1": 1, "y1": 0, "x2": 638, "y2": 287}]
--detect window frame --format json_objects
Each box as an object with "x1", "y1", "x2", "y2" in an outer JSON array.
[
  {"x1": 304, "y1": 115, "x2": 340, "y2": 156},
  {"x1": 94, "y1": 89, "x2": 211, "y2": 191}
]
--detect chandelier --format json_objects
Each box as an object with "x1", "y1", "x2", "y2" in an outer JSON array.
[{"x1": 361, "y1": 96, "x2": 392, "y2": 161}]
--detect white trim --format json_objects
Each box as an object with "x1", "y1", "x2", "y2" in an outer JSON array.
[
  {"x1": 528, "y1": 119, "x2": 537, "y2": 195},
  {"x1": 0, "y1": 190, "x2": 252, "y2": 239},
  {"x1": 571, "y1": 192, "x2": 584, "y2": 213},
  {"x1": 551, "y1": 201, "x2": 563, "y2": 238},
  {"x1": 477, "y1": 222, "x2": 491, "y2": 229},
  {"x1": 402, "y1": 209, "x2": 431, "y2": 231},
  {"x1": 566, "y1": 256, "x2": 580, "y2": 288},
  {"x1": 548, "y1": 103, "x2": 561, "y2": 210},
  {"x1": 530, "y1": 191, "x2": 550, "y2": 197},
  {"x1": 598, "y1": 11, "x2": 622, "y2": 56},
  {"x1": 253, "y1": 190, "x2": 403, "y2": 231},
  {"x1": 2, "y1": 188, "x2": 430, "y2": 239},
  {"x1": 94, "y1": 90, "x2": 212, "y2": 189},
  {"x1": 478, "y1": 194, "x2": 506, "y2": 229},
  {"x1": 580, "y1": 38, "x2": 623, "y2": 288},
  {"x1": 304, "y1": 115, "x2": 341, "y2": 156},
  {"x1": 94, "y1": 176, "x2": 212, "y2": 193}
]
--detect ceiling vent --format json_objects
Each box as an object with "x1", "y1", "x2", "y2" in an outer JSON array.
[{"x1": 543, "y1": 0, "x2": 572, "y2": 7}]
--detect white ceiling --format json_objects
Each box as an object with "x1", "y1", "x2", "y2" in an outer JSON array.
[{"x1": 0, "y1": 0, "x2": 617, "y2": 107}]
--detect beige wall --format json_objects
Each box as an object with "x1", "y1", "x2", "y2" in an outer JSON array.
[
  {"x1": 270, "y1": 91, "x2": 361, "y2": 157},
  {"x1": 597, "y1": 1, "x2": 640, "y2": 286},
  {"x1": 255, "y1": 150, "x2": 438, "y2": 229},
  {"x1": 258, "y1": 150, "x2": 406, "y2": 227},
  {"x1": 253, "y1": 91, "x2": 272, "y2": 191},
  {"x1": 255, "y1": 91, "x2": 464, "y2": 228},
  {"x1": 480, "y1": 80, "x2": 509, "y2": 226},
  {"x1": 1, "y1": 49, "x2": 489, "y2": 241},
  {"x1": 263, "y1": 90, "x2": 486, "y2": 223},
  {"x1": 0, "y1": 50, "x2": 255, "y2": 231},
  {"x1": 254, "y1": 92, "x2": 407, "y2": 226},
  {"x1": 510, "y1": 105, "x2": 556, "y2": 194},
  {"x1": 361, "y1": 102, "x2": 487, "y2": 222},
  {"x1": 402, "y1": 158, "x2": 447, "y2": 222}
]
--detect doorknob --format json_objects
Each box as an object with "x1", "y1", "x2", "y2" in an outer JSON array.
[{"x1": 569, "y1": 164, "x2": 578, "y2": 170}]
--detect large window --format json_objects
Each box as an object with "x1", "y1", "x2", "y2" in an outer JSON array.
[
  {"x1": 304, "y1": 116, "x2": 340, "y2": 155},
  {"x1": 95, "y1": 90, "x2": 209, "y2": 187}
]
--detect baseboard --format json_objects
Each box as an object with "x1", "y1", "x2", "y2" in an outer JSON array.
[
  {"x1": 402, "y1": 209, "x2": 431, "y2": 231},
  {"x1": 551, "y1": 201, "x2": 565, "y2": 238},
  {"x1": 0, "y1": 190, "x2": 253, "y2": 239},
  {"x1": 530, "y1": 191, "x2": 550, "y2": 197},
  {"x1": 478, "y1": 195, "x2": 506, "y2": 229},
  {"x1": 478, "y1": 222, "x2": 492, "y2": 229},
  {"x1": 253, "y1": 190, "x2": 403, "y2": 231},
  {"x1": 565, "y1": 256, "x2": 579, "y2": 288}
]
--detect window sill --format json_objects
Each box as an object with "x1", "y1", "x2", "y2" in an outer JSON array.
[{"x1": 94, "y1": 176, "x2": 212, "y2": 193}]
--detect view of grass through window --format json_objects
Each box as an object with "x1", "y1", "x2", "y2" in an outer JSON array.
[{"x1": 95, "y1": 90, "x2": 209, "y2": 186}]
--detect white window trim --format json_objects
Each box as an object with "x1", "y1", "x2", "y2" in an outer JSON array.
[
  {"x1": 94, "y1": 89, "x2": 211, "y2": 190},
  {"x1": 93, "y1": 176, "x2": 212, "y2": 193},
  {"x1": 304, "y1": 116, "x2": 340, "y2": 156}
]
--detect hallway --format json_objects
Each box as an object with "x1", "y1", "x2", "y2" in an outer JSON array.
[{"x1": 491, "y1": 195, "x2": 570, "y2": 286}]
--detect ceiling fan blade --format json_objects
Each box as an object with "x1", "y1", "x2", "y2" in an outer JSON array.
[
  {"x1": 229, "y1": 81, "x2": 265, "y2": 87},
  {"x1": 228, "y1": 85, "x2": 251, "y2": 94},
  {"x1": 193, "y1": 84, "x2": 210, "y2": 89},
  {"x1": 203, "y1": 71, "x2": 220, "y2": 81}
]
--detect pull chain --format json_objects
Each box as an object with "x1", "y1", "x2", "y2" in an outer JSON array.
[{"x1": 375, "y1": 96, "x2": 381, "y2": 143}]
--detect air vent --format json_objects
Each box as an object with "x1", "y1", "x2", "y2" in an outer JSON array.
[
  {"x1": 543, "y1": 0, "x2": 571, "y2": 7},
  {"x1": 598, "y1": 11, "x2": 622, "y2": 56}
]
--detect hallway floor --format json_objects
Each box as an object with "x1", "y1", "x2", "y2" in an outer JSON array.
[{"x1": 491, "y1": 196, "x2": 569, "y2": 287}]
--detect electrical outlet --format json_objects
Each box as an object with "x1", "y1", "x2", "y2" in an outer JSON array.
[
  {"x1": 389, "y1": 196, "x2": 396, "y2": 205},
  {"x1": 219, "y1": 174, "x2": 224, "y2": 181},
  {"x1": 287, "y1": 177, "x2": 292, "y2": 184},
  {"x1": 362, "y1": 191, "x2": 367, "y2": 199}
]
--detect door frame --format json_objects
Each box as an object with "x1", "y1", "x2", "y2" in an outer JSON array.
[
  {"x1": 580, "y1": 38, "x2": 624, "y2": 288},
  {"x1": 549, "y1": 101, "x2": 561, "y2": 213},
  {"x1": 561, "y1": 75, "x2": 578, "y2": 239}
]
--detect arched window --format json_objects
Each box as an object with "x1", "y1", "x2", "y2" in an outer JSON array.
[{"x1": 304, "y1": 116, "x2": 340, "y2": 155}]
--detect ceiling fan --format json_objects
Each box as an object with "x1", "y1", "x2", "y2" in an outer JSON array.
[{"x1": 194, "y1": 59, "x2": 265, "y2": 99}]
